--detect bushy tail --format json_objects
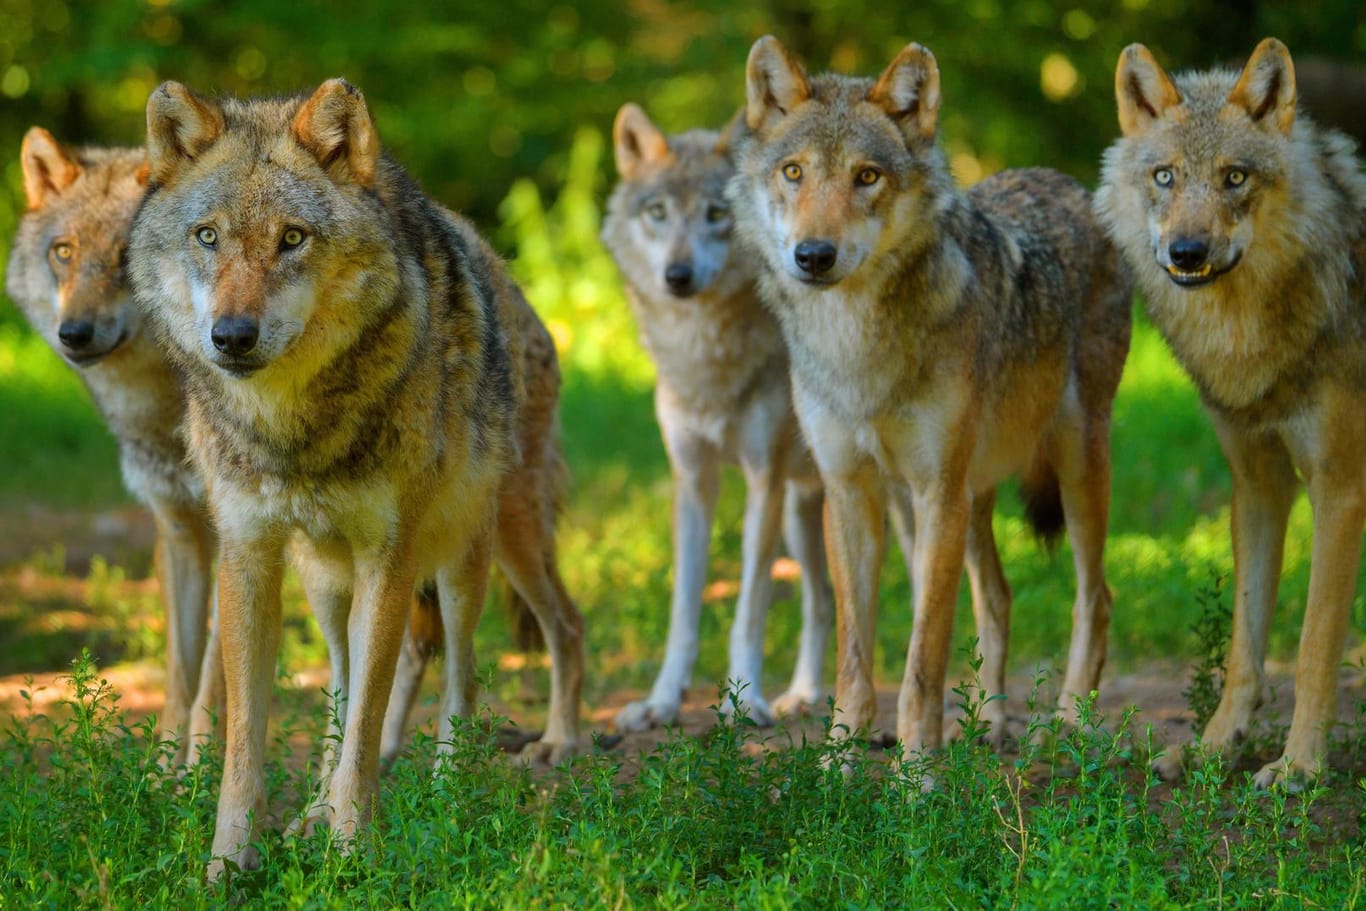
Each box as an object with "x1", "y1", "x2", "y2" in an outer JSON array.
[{"x1": 1019, "y1": 460, "x2": 1065, "y2": 549}]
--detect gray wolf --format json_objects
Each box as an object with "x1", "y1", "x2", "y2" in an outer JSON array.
[
  {"x1": 729, "y1": 36, "x2": 1133, "y2": 760},
  {"x1": 128, "y1": 78, "x2": 583, "y2": 876},
  {"x1": 6, "y1": 131, "x2": 216, "y2": 765},
  {"x1": 1096, "y1": 38, "x2": 1366, "y2": 787},
  {"x1": 601, "y1": 102, "x2": 840, "y2": 730}
]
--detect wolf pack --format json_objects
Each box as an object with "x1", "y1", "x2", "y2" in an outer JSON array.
[{"x1": 6, "y1": 33, "x2": 1365, "y2": 877}]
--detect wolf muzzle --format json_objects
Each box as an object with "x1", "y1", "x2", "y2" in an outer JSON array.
[
  {"x1": 211, "y1": 316, "x2": 260, "y2": 357},
  {"x1": 794, "y1": 239, "x2": 837, "y2": 278}
]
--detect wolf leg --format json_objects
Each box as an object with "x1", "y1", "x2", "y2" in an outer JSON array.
[
  {"x1": 380, "y1": 585, "x2": 439, "y2": 765},
  {"x1": 962, "y1": 488, "x2": 1011, "y2": 746},
  {"x1": 286, "y1": 538, "x2": 353, "y2": 837},
  {"x1": 324, "y1": 542, "x2": 417, "y2": 845},
  {"x1": 150, "y1": 499, "x2": 215, "y2": 764},
  {"x1": 1170, "y1": 419, "x2": 1297, "y2": 780},
  {"x1": 207, "y1": 534, "x2": 285, "y2": 881},
  {"x1": 185, "y1": 586, "x2": 223, "y2": 768},
  {"x1": 722, "y1": 446, "x2": 788, "y2": 725},
  {"x1": 615, "y1": 423, "x2": 719, "y2": 732},
  {"x1": 435, "y1": 525, "x2": 494, "y2": 756},
  {"x1": 772, "y1": 479, "x2": 834, "y2": 717},
  {"x1": 495, "y1": 502, "x2": 586, "y2": 765}
]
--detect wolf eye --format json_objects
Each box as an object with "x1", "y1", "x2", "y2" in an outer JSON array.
[
  {"x1": 1225, "y1": 169, "x2": 1247, "y2": 188},
  {"x1": 856, "y1": 168, "x2": 881, "y2": 187},
  {"x1": 280, "y1": 227, "x2": 306, "y2": 250},
  {"x1": 706, "y1": 204, "x2": 730, "y2": 224},
  {"x1": 195, "y1": 226, "x2": 218, "y2": 248},
  {"x1": 51, "y1": 241, "x2": 74, "y2": 263},
  {"x1": 1153, "y1": 168, "x2": 1174, "y2": 188},
  {"x1": 782, "y1": 163, "x2": 802, "y2": 182},
  {"x1": 645, "y1": 202, "x2": 667, "y2": 221}
]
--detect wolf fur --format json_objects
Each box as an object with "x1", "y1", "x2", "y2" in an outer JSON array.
[
  {"x1": 6, "y1": 132, "x2": 217, "y2": 765},
  {"x1": 729, "y1": 37, "x2": 1133, "y2": 757},
  {"x1": 128, "y1": 79, "x2": 583, "y2": 876},
  {"x1": 1096, "y1": 38, "x2": 1366, "y2": 787},
  {"x1": 601, "y1": 103, "x2": 843, "y2": 730}
]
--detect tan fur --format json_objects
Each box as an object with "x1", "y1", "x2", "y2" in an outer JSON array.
[
  {"x1": 730, "y1": 37, "x2": 1133, "y2": 760},
  {"x1": 5, "y1": 132, "x2": 215, "y2": 764},
  {"x1": 128, "y1": 79, "x2": 583, "y2": 877},
  {"x1": 601, "y1": 103, "x2": 849, "y2": 730},
  {"x1": 1097, "y1": 38, "x2": 1366, "y2": 787}
]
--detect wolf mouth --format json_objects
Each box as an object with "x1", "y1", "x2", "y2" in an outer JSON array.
[
  {"x1": 66, "y1": 332, "x2": 128, "y2": 367},
  {"x1": 216, "y1": 358, "x2": 265, "y2": 378},
  {"x1": 1164, "y1": 253, "x2": 1241, "y2": 288}
]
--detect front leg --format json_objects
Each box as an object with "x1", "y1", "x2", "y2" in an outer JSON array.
[
  {"x1": 207, "y1": 533, "x2": 286, "y2": 881},
  {"x1": 325, "y1": 542, "x2": 419, "y2": 842},
  {"x1": 898, "y1": 480, "x2": 970, "y2": 755},
  {"x1": 615, "y1": 417, "x2": 719, "y2": 732}
]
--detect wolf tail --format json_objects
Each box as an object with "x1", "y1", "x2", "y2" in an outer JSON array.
[
  {"x1": 1019, "y1": 460, "x2": 1066, "y2": 549},
  {"x1": 502, "y1": 424, "x2": 572, "y2": 653}
]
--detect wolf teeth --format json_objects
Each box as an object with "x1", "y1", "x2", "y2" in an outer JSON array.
[{"x1": 1166, "y1": 263, "x2": 1213, "y2": 278}]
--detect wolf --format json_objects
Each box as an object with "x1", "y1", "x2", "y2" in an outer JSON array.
[
  {"x1": 601, "y1": 102, "x2": 841, "y2": 730},
  {"x1": 1096, "y1": 38, "x2": 1366, "y2": 787},
  {"x1": 728, "y1": 36, "x2": 1133, "y2": 760},
  {"x1": 5, "y1": 131, "x2": 217, "y2": 765},
  {"x1": 128, "y1": 78, "x2": 584, "y2": 876}
]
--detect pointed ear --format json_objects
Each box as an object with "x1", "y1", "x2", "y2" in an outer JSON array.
[
  {"x1": 146, "y1": 82, "x2": 224, "y2": 186},
  {"x1": 745, "y1": 35, "x2": 812, "y2": 133},
  {"x1": 20, "y1": 127, "x2": 82, "y2": 210},
  {"x1": 867, "y1": 43, "x2": 941, "y2": 142},
  {"x1": 613, "y1": 103, "x2": 670, "y2": 180},
  {"x1": 713, "y1": 106, "x2": 747, "y2": 158},
  {"x1": 292, "y1": 78, "x2": 381, "y2": 188},
  {"x1": 1228, "y1": 38, "x2": 1296, "y2": 135},
  {"x1": 1114, "y1": 44, "x2": 1182, "y2": 137}
]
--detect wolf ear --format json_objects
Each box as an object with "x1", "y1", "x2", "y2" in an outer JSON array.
[
  {"x1": 146, "y1": 82, "x2": 224, "y2": 186},
  {"x1": 1114, "y1": 44, "x2": 1182, "y2": 136},
  {"x1": 613, "y1": 103, "x2": 670, "y2": 180},
  {"x1": 868, "y1": 43, "x2": 941, "y2": 142},
  {"x1": 293, "y1": 78, "x2": 381, "y2": 188},
  {"x1": 20, "y1": 127, "x2": 81, "y2": 210},
  {"x1": 1228, "y1": 38, "x2": 1296, "y2": 135},
  {"x1": 745, "y1": 35, "x2": 812, "y2": 133}
]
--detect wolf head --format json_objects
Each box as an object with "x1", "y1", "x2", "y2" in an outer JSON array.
[
  {"x1": 1096, "y1": 39, "x2": 1302, "y2": 290},
  {"x1": 129, "y1": 79, "x2": 400, "y2": 379},
  {"x1": 602, "y1": 103, "x2": 741, "y2": 300},
  {"x1": 6, "y1": 131, "x2": 148, "y2": 367},
  {"x1": 730, "y1": 36, "x2": 951, "y2": 289}
]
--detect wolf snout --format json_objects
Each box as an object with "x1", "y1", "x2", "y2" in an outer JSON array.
[
  {"x1": 664, "y1": 262, "x2": 694, "y2": 295},
  {"x1": 211, "y1": 316, "x2": 260, "y2": 356},
  {"x1": 1168, "y1": 238, "x2": 1209, "y2": 272},
  {"x1": 794, "y1": 239, "x2": 837, "y2": 277},
  {"x1": 58, "y1": 319, "x2": 96, "y2": 352}
]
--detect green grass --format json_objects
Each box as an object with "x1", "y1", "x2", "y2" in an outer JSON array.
[{"x1": 3, "y1": 135, "x2": 1366, "y2": 906}]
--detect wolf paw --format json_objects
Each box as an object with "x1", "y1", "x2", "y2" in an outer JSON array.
[
  {"x1": 1252, "y1": 755, "x2": 1318, "y2": 792},
  {"x1": 614, "y1": 698, "x2": 680, "y2": 732},
  {"x1": 512, "y1": 737, "x2": 587, "y2": 767},
  {"x1": 770, "y1": 688, "x2": 823, "y2": 719},
  {"x1": 283, "y1": 803, "x2": 330, "y2": 840},
  {"x1": 206, "y1": 843, "x2": 261, "y2": 882}
]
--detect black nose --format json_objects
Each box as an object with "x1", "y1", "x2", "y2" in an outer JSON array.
[
  {"x1": 664, "y1": 263, "x2": 694, "y2": 293},
  {"x1": 57, "y1": 319, "x2": 96, "y2": 351},
  {"x1": 794, "y1": 240, "x2": 837, "y2": 276},
  {"x1": 211, "y1": 316, "x2": 260, "y2": 356},
  {"x1": 1168, "y1": 238, "x2": 1209, "y2": 271}
]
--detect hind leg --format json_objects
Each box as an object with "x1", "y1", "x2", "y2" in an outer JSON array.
[
  {"x1": 186, "y1": 583, "x2": 224, "y2": 768},
  {"x1": 436, "y1": 523, "x2": 495, "y2": 759},
  {"x1": 772, "y1": 478, "x2": 834, "y2": 718},
  {"x1": 963, "y1": 488, "x2": 1011, "y2": 745},
  {"x1": 495, "y1": 492, "x2": 586, "y2": 765}
]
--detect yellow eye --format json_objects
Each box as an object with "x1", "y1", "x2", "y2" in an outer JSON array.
[
  {"x1": 645, "y1": 202, "x2": 667, "y2": 220},
  {"x1": 280, "y1": 227, "x2": 306, "y2": 249},
  {"x1": 857, "y1": 168, "x2": 880, "y2": 186},
  {"x1": 706, "y1": 204, "x2": 730, "y2": 224},
  {"x1": 1225, "y1": 169, "x2": 1247, "y2": 188},
  {"x1": 196, "y1": 226, "x2": 217, "y2": 247},
  {"x1": 782, "y1": 163, "x2": 802, "y2": 182},
  {"x1": 1153, "y1": 168, "x2": 1174, "y2": 188},
  {"x1": 51, "y1": 242, "x2": 74, "y2": 262}
]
